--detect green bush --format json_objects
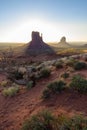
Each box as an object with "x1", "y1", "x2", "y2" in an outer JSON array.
[
  {"x1": 47, "y1": 80, "x2": 65, "y2": 93},
  {"x1": 2, "y1": 86, "x2": 19, "y2": 97},
  {"x1": 0, "y1": 80, "x2": 8, "y2": 87},
  {"x1": 56, "y1": 114, "x2": 71, "y2": 129},
  {"x1": 26, "y1": 81, "x2": 33, "y2": 89},
  {"x1": 69, "y1": 75, "x2": 87, "y2": 93},
  {"x1": 55, "y1": 62, "x2": 63, "y2": 69},
  {"x1": 35, "y1": 74, "x2": 42, "y2": 80},
  {"x1": 21, "y1": 110, "x2": 87, "y2": 130},
  {"x1": 40, "y1": 68, "x2": 51, "y2": 78},
  {"x1": 41, "y1": 89, "x2": 50, "y2": 99},
  {"x1": 21, "y1": 110, "x2": 55, "y2": 130},
  {"x1": 42, "y1": 80, "x2": 65, "y2": 100},
  {"x1": 58, "y1": 114, "x2": 87, "y2": 130},
  {"x1": 70, "y1": 115, "x2": 87, "y2": 130},
  {"x1": 14, "y1": 70, "x2": 23, "y2": 80},
  {"x1": 8, "y1": 70, "x2": 23, "y2": 81},
  {"x1": 65, "y1": 58, "x2": 77, "y2": 67},
  {"x1": 74, "y1": 61, "x2": 87, "y2": 70},
  {"x1": 61, "y1": 72, "x2": 69, "y2": 79}
]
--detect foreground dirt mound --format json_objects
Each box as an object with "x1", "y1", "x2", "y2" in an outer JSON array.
[
  {"x1": 25, "y1": 31, "x2": 55, "y2": 55},
  {"x1": 0, "y1": 68, "x2": 87, "y2": 130}
]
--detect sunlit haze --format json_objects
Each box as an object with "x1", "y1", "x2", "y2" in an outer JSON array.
[{"x1": 0, "y1": 0, "x2": 87, "y2": 43}]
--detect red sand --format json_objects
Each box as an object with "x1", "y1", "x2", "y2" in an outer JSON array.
[{"x1": 0, "y1": 69, "x2": 87, "y2": 130}]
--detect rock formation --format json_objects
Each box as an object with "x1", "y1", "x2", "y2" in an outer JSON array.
[
  {"x1": 58, "y1": 36, "x2": 71, "y2": 48},
  {"x1": 25, "y1": 31, "x2": 55, "y2": 55},
  {"x1": 60, "y1": 37, "x2": 66, "y2": 43}
]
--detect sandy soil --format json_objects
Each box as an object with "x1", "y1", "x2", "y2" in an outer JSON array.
[{"x1": 0, "y1": 69, "x2": 87, "y2": 130}]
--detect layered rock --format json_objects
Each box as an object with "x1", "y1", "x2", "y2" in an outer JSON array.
[{"x1": 25, "y1": 31, "x2": 55, "y2": 55}]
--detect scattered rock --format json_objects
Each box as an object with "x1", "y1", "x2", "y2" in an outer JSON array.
[{"x1": 14, "y1": 79, "x2": 27, "y2": 85}]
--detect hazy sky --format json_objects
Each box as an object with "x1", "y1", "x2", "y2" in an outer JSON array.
[{"x1": 0, "y1": 0, "x2": 87, "y2": 42}]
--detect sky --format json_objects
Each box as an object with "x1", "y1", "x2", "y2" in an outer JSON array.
[{"x1": 0, "y1": 0, "x2": 87, "y2": 43}]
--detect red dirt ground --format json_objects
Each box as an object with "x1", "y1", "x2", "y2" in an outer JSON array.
[{"x1": 0, "y1": 69, "x2": 87, "y2": 130}]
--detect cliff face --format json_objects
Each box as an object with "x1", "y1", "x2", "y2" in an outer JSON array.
[
  {"x1": 25, "y1": 31, "x2": 55, "y2": 55},
  {"x1": 32, "y1": 31, "x2": 42, "y2": 42},
  {"x1": 29, "y1": 31, "x2": 43, "y2": 48}
]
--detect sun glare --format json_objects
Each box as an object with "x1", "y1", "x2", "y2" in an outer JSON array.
[
  {"x1": 13, "y1": 18, "x2": 59, "y2": 42},
  {"x1": 1, "y1": 18, "x2": 64, "y2": 43},
  {"x1": 1, "y1": 18, "x2": 85, "y2": 43}
]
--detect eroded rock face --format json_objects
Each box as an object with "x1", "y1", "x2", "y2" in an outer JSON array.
[
  {"x1": 25, "y1": 31, "x2": 55, "y2": 55},
  {"x1": 29, "y1": 31, "x2": 43, "y2": 48},
  {"x1": 32, "y1": 31, "x2": 42, "y2": 42}
]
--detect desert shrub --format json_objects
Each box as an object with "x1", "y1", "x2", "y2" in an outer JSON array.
[
  {"x1": 61, "y1": 72, "x2": 69, "y2": 79},
  {"x1": 13, "y1": 70, "x2": 23, "y2": 80},
  {"x1": 69, "y1": 75, "x2": 87, "y2": 93},
  {"x1": 0, "y1": 80, "x2": 8, "y2": 87},
  {"x1": 58, "y1": 60, "x2": 64, "y2": 64},
  {"x1": 21, "y1": 110, "x2": 56, "y2": 130},
  {"x1": 41, "y1": 89, "x2": 50, "y2": 99},
  {"x1": 56, "y1": 114, "x2": 71, "y2": 129},
  {"x1": 26, "y1": 81, "x2": 33, "y2": 89},
  {"x1": 0, "y1": 80, "x2": 12, "y2": 87},
  {"x1": 53, "y1": 60, "x2": 63, "y2": 69},
  {"x1": 58, "y1": 115, "x2": 87, "y2": 130},
  {"x1": 69, "y1": 115, "x2": 87, "y2": 130},
  {"x1": 37, "y1": 65, "x2": 42, "y2": 71},
  {"x1": 8, "y1": 70, "x2": 23, "y2": 80},
  {"x1": 40, "y1": 68, "x2": 51, "y2": 78},
  {"x1": 31, "y1": 67, "x2": 37, "y2": 72},
  {"x1": 47, "y1": 80, "x2": 66, "y2": 93},
  {"x1": 35, "y1": 74, "x2": 42, "y2": 80},
  {"x1": 55, "y1": 62, "x2": 63, "y2": 69},
  {"x1": 74, "y1": 61, "x2": 87, "y2": 70},
  {"x1": 21, "y1": 110, "x2": 87, "y2": 130},
  {"x1": 2, "y1": 86, "x2": 19, "y2": 97},
  {"x1": 66, "y1": 58, "x2": 77, "y2": 67}
]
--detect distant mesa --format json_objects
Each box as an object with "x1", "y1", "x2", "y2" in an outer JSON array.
[
  {"x1": 25, "y1": 31, "x2": 55, "y2": 55},
  {"x1": 58, "y1": 36, "x2": 71, "y2": 48}
]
